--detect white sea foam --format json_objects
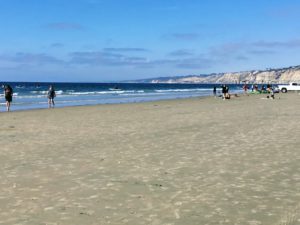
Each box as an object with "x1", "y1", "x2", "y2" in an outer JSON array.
[
  {"x1": 69, "y1": 91, "x2": 99, "y2": 95},
  {"x1": 15, "y1": 85, "x2": 26, "y2": 89},
  {"x1": 120, "y1": 92, "x2": 161, "y2": 96},
  {"x1": 31, "y1": 91, "x2": 48, "y2": 94},
  {"x1": 155, "y1": 88, "x2": 206, "y2": 92},
  {"x1": 15, "y1": 95, "x2": 46, "y2": 99},
  {"x1": 30, "y1": 90, "x2": 63, "y2": 95},
  {"x1": 68, "y1": 90, "x2": 141, "y2": 95},
  {"x1": 56, "y1": 90, "x2": 64, "y2": 95},
  {"x1": 12, "y1": 101, "x2": 47, "y2": 105}
]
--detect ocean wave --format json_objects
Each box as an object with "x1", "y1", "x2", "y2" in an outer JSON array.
[
  {"x1": 15, "y1": 95, "x2": 46, "y2": 99},
  {"x1": 30, "y1": 90, "x2": 48, "y2": 94},
  {"x1": 69, "y1": 91, "x2": 102, "y2": 95},
  {"x1": 68, "y1": 90, "x2": 143, "y2": 95},
  {"x1": 155, "y1": 88, "x2": 208, "y2": 93},
  {"x1": 120, "y1": 92, "x2": 161, "y2": 96},
  {"x1": 15, "y1": 85, "x2": 26, "y2": 89},
  {"x1": 30, "y1": 90, "x2": 64, "y2": 95},
  {"x1": 56, "y1": 90, "x2": 64, "y2": 95}
]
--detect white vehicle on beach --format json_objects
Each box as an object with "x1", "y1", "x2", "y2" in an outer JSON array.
[{"x1": 278, "y1": 83, "x2": 300, "y2": 93}]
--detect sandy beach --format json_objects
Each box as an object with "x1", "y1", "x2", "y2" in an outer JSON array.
[{"x1": 1, "y1": 92, "x2": 300, "y2": 225}]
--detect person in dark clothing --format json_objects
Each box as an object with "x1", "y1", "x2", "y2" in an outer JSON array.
[
  {"x1": 47, "y1": 85, "x2": 56, "y2": 108},
  {"x1": 225, "y1": 85, "x2": 230, "y2": 99},
  {"x1": 221, "y1": 85, "x2": 226, "y2": 99},
  {"x1": 213, "y1": 86, "x2": 217, "y2": 97},
  {"x1": 3, "y1": 84, "x2": 13, "y2": 112}
]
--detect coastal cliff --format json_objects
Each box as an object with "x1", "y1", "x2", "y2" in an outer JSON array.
[{"x1": 133, "y1": 65, "x2": 300, "y2": 84}]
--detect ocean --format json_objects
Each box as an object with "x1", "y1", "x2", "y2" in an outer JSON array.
[{"x1": 0, "y1": 82, "x2": 243, "y2": 111}]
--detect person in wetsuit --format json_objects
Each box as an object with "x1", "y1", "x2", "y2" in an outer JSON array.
[
  {"x1": 3, "y1": 84, "x2": 13, "y2": 112},
  {"x1": 47, "y1": 85, "x2": 56, "y2": 108}
]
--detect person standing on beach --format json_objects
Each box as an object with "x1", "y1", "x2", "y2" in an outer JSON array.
[
  {"x1": 221, "y1": 85, "x2": 226, "y2": 99},
  {"x1": 225, "y1": 85, "x2": 230, "y2": 99},
  {"x1": 270, "y1": 87, "x2": 275, "y2": 99},
  {"x1": 47, "y1": 85, "x2": 56, "y2": 108},
  {"x1": 213, "y1": 86, "x2": 217, "y2": 97},
  {"x1": 3, "y1": 84, "x2": 13, "y2": 112},
  {"x1": 243, "y1": 84, "x2": 248, "y2": 94}
]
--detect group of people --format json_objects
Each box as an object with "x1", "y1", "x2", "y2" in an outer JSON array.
[
  {"x1": 214, "y1": 84, "x2": 276, "y2": 100},
  {"x1": 2, "y1": 84, "x2": 56, "y2": 112},
  {"x1": 213, "y1": 85, "x2": 230, "y2": 100},
  {"x1": 242, "y1": 83, "x2": 276, "y2": 99},
  {"x1": 243, "y1": 83, "x2": 275, "y2": 94}
]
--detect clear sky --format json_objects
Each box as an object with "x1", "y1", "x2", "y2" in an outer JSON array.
[{"x1": 1, "y1": 0, "x2": 300, "y2": 82}]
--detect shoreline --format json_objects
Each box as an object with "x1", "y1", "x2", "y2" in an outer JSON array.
[
  {"x1": 0, "y1": 82, "x2": 244, "y2": 112},
  {"x1": 2, "y1": 88, "x2": 274, "y2": 113},
  {"x1": 0, "y1": 93, "x2": 216, "y2": 113},
  {"x1": 1, "y1": 92, "x2": 300, "y2": 224}
]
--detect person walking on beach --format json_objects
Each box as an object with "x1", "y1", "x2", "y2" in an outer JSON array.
[
  {"x1": 3, "y1": 84, "x2": 13, "y2": 112},
  {"x1": 47, "y1": 85, "x2": 56, "y2": 108}
]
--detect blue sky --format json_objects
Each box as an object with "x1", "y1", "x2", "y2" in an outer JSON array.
[{"x1": 1, "y1": 0, "x2": 300, "y2": 82}]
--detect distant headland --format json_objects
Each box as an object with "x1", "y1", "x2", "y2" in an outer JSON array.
[{"x1": 126, "y1": 65, "x2": 300, "y2": 84}]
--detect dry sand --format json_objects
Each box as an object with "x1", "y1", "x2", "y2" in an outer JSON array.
[{"x1": 1, "y1": 92, "x2": 300, "y2": 225}]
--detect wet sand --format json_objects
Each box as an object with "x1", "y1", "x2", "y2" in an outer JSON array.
[{"x1": 1, "y1": 92, "x2": 300, "y2": 225}]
